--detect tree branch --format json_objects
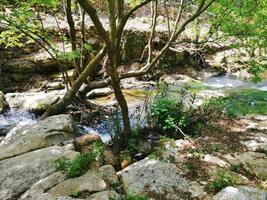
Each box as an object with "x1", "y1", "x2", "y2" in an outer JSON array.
[{"x1": 77, "y1": 0, "x2": 110, "y2": 45}]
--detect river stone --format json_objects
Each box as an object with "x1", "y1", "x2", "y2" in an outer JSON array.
[
  {"x1": 0, "y1": 114, "x2": 75, "y2": 160},
  {"x1": 241, "y1": 132, "x2": 267, "y2": 152},
  {"x1": 98, "y1": 165, "x2": 119, "y2": 186},
  {"x1": 225, "y1": 152, "x2": 267, "y2": 181},
  {"x1": 21, "y1": 193, "x2": 83, "y2": 200},
  {"x1": 159, "y1": 74, "x2": 197, "y2": 85},
  {"x1": 5, "y1": 90, "x2": 64, "y2": 114},
  {"x1": 213, "y1": 186, "x2": 267, "y2": 200},
  {"x1": 0, "y1": 91, "x2": 9, "y2": 114},
  {"x1": 203, "y1": 154, "x2": 230, "y2": 168},
  {"x1": 48, "y1": 170, "x2": 107, "y2": 197},
  {"x1": 118, "y1": 158, "x2": 206, "y2": 199},
  {"x1": 235, "y1": 152, "x2": 267, "y2": 181},
  {"x1": 21, "y1": 172, "x2": 67, "y2": 199},
  {"x1": 86, "y1": 190, "x2": 120, "y2": 200},
  {"x1": 0, "y1": 145, "x2": 78, "y2": 200}
]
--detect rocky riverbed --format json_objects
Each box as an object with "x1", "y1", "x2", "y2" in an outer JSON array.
[
  {"x1": 0, "y1": 113, "x2": 266, "y2": 200},
  {"x1": 0, "y1": 73, "x2": 267, "y2": 200}
]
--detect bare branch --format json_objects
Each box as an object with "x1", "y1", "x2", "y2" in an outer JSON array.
[
  {"x1": 172, "y1": 0, "x2": 185, "y2": 33},
  {"x1": 148, "y1": 0, "x2": 158, "y2": 63},
  {"x1": 77, "y1": 0, "x2": 110, "y2": 45},
  {"x1": 124, "y1": 0, "x2": 153, "y2": 21}
]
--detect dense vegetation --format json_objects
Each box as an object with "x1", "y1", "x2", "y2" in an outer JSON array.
[
  {"x1": 1, "y1": 0, "x2": 266, "y2": 146},
  {"x1": 0, "y1": 0, "x2": 267, "y2": 199}
]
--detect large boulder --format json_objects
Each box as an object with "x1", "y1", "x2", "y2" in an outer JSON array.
[
  {"x1": 226, "y1": 152, "x2": 267, "y2": 181},
  {"x1": 213, "y1": 186, "x2": 267, "y2": 200},
  {"x1": 0, "y1": 145, "x2": 78, "y2": 200},
  {"x1": 5, "y1": 90, "x2": 65, "y2": 114},
  {"x1": 118, "y1": 158, "x2": 206, "y2": 200},
  {"x1": 159, "y1": 74, "x2": 198, "y2": 85},
  {"x1": 21, "y1": 172, "x2": 67, "y2": 199},
  {"x1": 48, "y1": 165, "x2": 119, "y2": 198},
  {"x1": 0, "y1": 91, "x2": 9, "y2": 114},
  {"x1": 22, "y1": 165, "x2": 119, "y2": 200},
  {"x1": 0, "y1": 114, "x2": 75, "y2": 160},
  {"x1": 86, "y1": 190, "x2": 120, "y2": 200},
  {"x1": 48, "y1": 170, "x2": 107, "y2": 197}
]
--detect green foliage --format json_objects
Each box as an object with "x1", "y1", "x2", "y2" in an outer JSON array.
[
  {"x1": 54, "y1": 157, "x2": 70, "y2": 171},
  {"x1": 210, "y1": 144, "x2": 219, "y2": 152},
  {"x1": 54, "y1": 152, "x2": 96, "y2": 178},
  {"x1": 149, "y1": 84, "x2": 195, "y2": 132},
  {"x1": 67, "y1": 152, "x2": 96, "y2": 178},
  {"x1": 187, "y1": 161, "x2": 198, "y2": 177},
  {"x1": 109, "y1": 193, "x2": 149, "y2": 200},
  {"x1": 57, "y1": 50, "x2": 81, "y2": 62},
  {"x1": 117, "y1": 194, "x2": 149, "y2": 200},
  {"x1": 230, "y1": 163, "x2": 255, "y2": 179},
  {"x1": 91, "y1": 141, "x2": 104, "y2": 160},
  {"x1": 208, "y1": 0, "x2": 267, "y2": 79},
  {"x1": 202, "y1": 97, "x2": 227, "y2": 115},
  {"x1": 127, "y1": 126, "x2": 142, "y2": 155},
  {"x1": 183, "y1": 81, "x2": 210, "y2": 94},
  {"x1": 103, "y1": 107, "x2": 123, "y2": 145},
  {"x1": 230, "y1": 164, "x2": 242, "y2": 173},
  {"x1": 249, "y1": 60, "x2": 267, "y2": 83},
  {"x1": 203, "y1": 88, "x2": 267, "y2": 118},
  {"x1": 191, "y1": 149, "x2": 205, "y2": 159},
  {"x1": 71, "y1": 188, "x2": 81, "y2": 198},
  {"x1": 208, "y1": 171, "x2": 244, "y2": 193}
]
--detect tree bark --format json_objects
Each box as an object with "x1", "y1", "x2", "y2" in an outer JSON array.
[
  {"x1": 107, "y1": 0, "x2": 131, "y2": 142},
  {"x1": 40, "y1": 47, "x2": 106, "y2": 120}
]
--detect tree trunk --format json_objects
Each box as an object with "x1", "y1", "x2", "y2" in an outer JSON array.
[
  {"x1": 107, "y1": 0, "x2": 131, "y2": 143},
  {"x1": 40, "y1": 47, "x2": 106, "y2": 119},
  {"x1": 64, "y1": 0, "x2": 81, "y2": 73}
]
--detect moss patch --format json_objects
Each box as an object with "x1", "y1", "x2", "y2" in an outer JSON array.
[
  {"x1": 183, "y1": 81, "x2": 210, "y2": 94},
  {"x1": 225, "y1": 89, "x2": 267, "y2": 117}
]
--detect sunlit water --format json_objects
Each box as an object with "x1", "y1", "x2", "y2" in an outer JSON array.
[
  {"x1": 1, "y1": 75, "x2": 266, "y2": 140},
  {"x1": 0, "y1": 109, "x2": 36, "y2": 136},
  {"x1": 203, "y1": 75, "x2": 267, "y2": 91}
]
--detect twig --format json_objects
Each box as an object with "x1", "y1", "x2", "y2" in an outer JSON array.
[{"x1": 174, "y1": 125, "x2": 198, "y2": 147}]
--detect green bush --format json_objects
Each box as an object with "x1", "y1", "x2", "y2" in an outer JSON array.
[
  {"x1": 127, "y1": 126, "x2": 142, "y2": 155},
  {"x1": 208, "y1": 171, "x2": 243, "y2": 193},
  {"x1": 203, "y1": 89, "x2": 267, "y2": 118},
  {"x1": 149, "y1": 84, "x2": 194, "y2": 132},
  {"x1": 54, "y1": 152, "x2": 96, "y2": 178},
  {"x1": 124, "y1": 194, "x2": 149, "y2": 200},
  {"x1": 92, "y1": 141, "x2": 104, "y2": 160},
  {"x1": 202, "y1": 97, "x2": 228, "y2": 115},
  {"x1": 109, "y1": 194, "x2": 149, "y2": 200}
]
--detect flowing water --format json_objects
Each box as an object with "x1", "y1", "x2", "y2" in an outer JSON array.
[
  {"x1": 1, "y1": 75, "x2": 266, "y2": 141},
  {"x1": 0, "y1": 109, "x2": 36, "y2": 136},
  {"x1": 203, "y1": 75, "x2": 267, "y2": 91}
]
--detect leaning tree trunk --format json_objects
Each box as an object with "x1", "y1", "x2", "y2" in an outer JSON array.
[
  {"x1": 107, "y1": 0, "x2": 131, "y2": 142},
  {"x1": 40, "y1": 47, "x2": 106, "y2": 120}
]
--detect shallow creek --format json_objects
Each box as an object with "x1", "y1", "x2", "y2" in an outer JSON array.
[{"x1": 1, "y1": 75, "x2": 267, "y2": 141}]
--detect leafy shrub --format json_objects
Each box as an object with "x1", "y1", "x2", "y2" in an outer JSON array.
[
  {"x1": 203, "y1": 89, "x2": 267, "y2": 118},
  {"x1": 202, "y1": 97, "x2": 227, "y2": 116},
  {"x1": 127, "y1": 126, "x2": 142, "y2": 155},
  {"x1": 124, "y1": 194, "x2": 149, "y2": 200},
  {"x1": 92, "y1": 141, "x2": 104, "y2": 160},
  {"x1": 187, "y1": 161, "x2": 198, "y2": 177},
  {"x1": 109, "y1": 194, "x2": 149, "y2": 200},
  {"x1": 54, "y1": 151, "x2": 96, "y2": 178},
  {"x1": 149, "y1": 84, "x2": 195, "y2": 132},
  {"x1": 208, "y1": 171, "x2": 243, "y2": 193},
  {"x1": 102, "y1": 107, "x2": 123, "y2": 146},
  {"x1": 68, "y1": 153, "x2": 96, "y2": 178}
]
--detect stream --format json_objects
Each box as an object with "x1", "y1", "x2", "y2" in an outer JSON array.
[{"x1": 1, "y1": 75, "x2": 267, "y2": 141}]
